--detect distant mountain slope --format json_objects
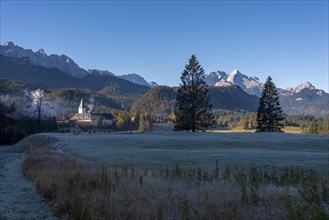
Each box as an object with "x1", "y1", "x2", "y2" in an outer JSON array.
[
  {"x1": 277, "y1": 82, "x2": 329, "y2": 117},
  {"x1": 118, "y1": 73, "x2": 153, "y2": 88},
  {"x1": 1, "y1": 42, "x2": 158, "y2": 88},
  {"x1": 81, "y1": 71, "x2": 151, "y2": 93},
  {"x1": 132, "y1": 85, "x2": 259, "y2": 118},
  {"x1": 0, "y1": 55, "x2": 85, "y2": 88},
  {"x1": 206, "y1": 69, "x2": 328, "y2": 100},
  {"x1": 205, "y1": 69, "x2": 329, "y2": 116},
  {"x1": 208, "y1": 86, "x2": 259, "y2": 111},
  {"x1": 0, "y1": 77, "x2": 36, "y2": 95},
  {"x1": 97, "y1": 86, "x2": 145, "y2": 110},
  {"x1": 0, "y1": 41, "x2": 88, "y2": 77},
  {"x1": 0, "y1": 55, "x2": 151, "y2": 94},
  {"x1": 132, "y1": 86, "x2": 177, "y2": 118},
  {"x1": 88, "y1": 69, "x2": 115, "y2": 76},
  {"x1": 280, "y1": 88, "x2": 329, "y2": 117},
  {"x1": 50, "y1": 88, "x2": 122, "y2": 111}
]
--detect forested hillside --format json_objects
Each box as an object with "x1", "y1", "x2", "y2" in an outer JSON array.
[
  {"x1": 131, "y1": 86, "x2": 177, "y2": 119},
  {"x1": 131, "y1": 85, "x2": 259, "y2": 120},
  {"x1": 208, "y1": 86, "x2": 259, "y2": 111}
]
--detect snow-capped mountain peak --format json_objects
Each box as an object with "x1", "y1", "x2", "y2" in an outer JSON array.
[
  {"x1": 149, "y1": 81, "x2": 158, "y2": 87},
  {"x1": 37, "y1": 48, "x2": 47, "y2": 55},
  {"x1": 0, "y1": 41, "x2": 88, "y2": 78},
  {"x1": 4, "y1": 41, "x2": 15, "y2": 47},
  {"x1": 118, "y1": 73, "x2": 154, "y2": 88},
  {"x1": 226, "y1": 69, "x2": 244, "y2": 84},
  {"x1": 204, "y1": 70, "x2": 226, "y2": 85},
  {"x1": 88, "y1": 69, "x2": 115, "y2": 76},
  {"x1": 294, "y1": 82, "x2": 315, "y2": 93},
  {"x1": 230, "y1": 69, "x2": 240, "y2": 75},
  {"x1": 209, "y1": 69, "x2": 263, "y2": 97},
  {"x1": 207, "y1": 68, "x2": 326, "y2": 99}
]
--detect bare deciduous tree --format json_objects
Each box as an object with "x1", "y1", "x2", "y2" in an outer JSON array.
[{"x1": 29, "y1": 87, "x2": 49, "y2": 132}]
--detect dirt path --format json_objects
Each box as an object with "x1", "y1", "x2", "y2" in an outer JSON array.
[{"x1": 0, "y1": 155, "x2": 59, "y2": 220}]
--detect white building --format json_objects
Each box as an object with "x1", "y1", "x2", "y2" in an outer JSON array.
[
  {"x1": 78, "y1": 98, "x2": 86, "y2": 114},
  {"x1": 70, "y1": 98, "x2": 114, "y2": 126}
]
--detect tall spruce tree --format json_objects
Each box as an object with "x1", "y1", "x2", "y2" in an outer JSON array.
[
  {"x1": 256, "y1": 76, "x2": 284, "y2": 132},
  {"x1": 174, "y1": 55, "x2": 214, "y2": 132}
]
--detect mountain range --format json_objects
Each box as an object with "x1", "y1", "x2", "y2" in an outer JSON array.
[
  {"x1": 205, "y1": 69, "x2": 263, "y2": 97},
  {"x1": 1, "y1": 41, "x2": 328, "y2": 117},
  {"x1": 1, "y1": 42, "x2": 155, "y2": 88},
  {"x1": 1, "y1": 41, "x2": 88, "y2": 78}
]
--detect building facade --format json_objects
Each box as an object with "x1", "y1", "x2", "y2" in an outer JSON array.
[{"x1": 70, "y1": 99, "x2": 114, "y2": 126}]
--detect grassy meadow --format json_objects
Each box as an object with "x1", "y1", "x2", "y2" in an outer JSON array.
[
  {"x1": 20, "y1": 132, "x2": 329, "y2": 219},
  {"x1": 49, "y1": 132, "x2": 328, "y2": 174}
]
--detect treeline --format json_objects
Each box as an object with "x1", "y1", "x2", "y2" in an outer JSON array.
[
  {"x1": 284, "y1": 115, "x2": 329, "y2": 135},
  {"x1": 115, "y1": 111, "x2": 152, "y2": 132},
  {"x1": 0, "y1": 115, "x2": 57, "y2": 145},
  {"x1": 0, "y1": 101, "x2": 57, "y2": 144},
  {"x1": 114, "y1": 108, "x2": 329, "y2": 135},
  {"x1": 213, "y1": 110, "x2": 329, "y2": 135},
  {"x1": 214, "y1": 110, "x2": 257, "y2": 129},
  {"x1": 304, "y1": 116, "x2": 329, "y2": 135}
]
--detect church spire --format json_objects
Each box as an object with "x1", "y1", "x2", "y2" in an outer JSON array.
[{"x1": 78, "y1": 98, "x2": 85, "y2": 114}]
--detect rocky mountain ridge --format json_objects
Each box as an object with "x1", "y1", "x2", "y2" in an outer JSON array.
[{"x1": 0, "y1": 42, "x2": 155, "y2": 88}]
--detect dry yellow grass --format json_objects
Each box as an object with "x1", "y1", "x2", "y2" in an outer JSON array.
[
  {"x1": 209, "y1": 126, "x2": 302, "y2": 134},
  {"x1": 282, "y1": 126, "x2": 303, "y2": 134},
  {"x1": 208, "y1": 126, "x2": 255, "y2": 133}
]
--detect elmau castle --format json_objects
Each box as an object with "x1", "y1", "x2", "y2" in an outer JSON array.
[{"x1": 70, "y1": 99, "x2": 114, "y2": 126}]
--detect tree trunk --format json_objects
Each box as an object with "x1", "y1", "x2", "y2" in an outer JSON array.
[{"x1": 38, "y1": 107, "x2": 41, "y2": 133}]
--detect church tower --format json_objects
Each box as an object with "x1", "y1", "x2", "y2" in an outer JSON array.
[{"x1": 78, "y1": 98, "x2": 86, "y2": 114}]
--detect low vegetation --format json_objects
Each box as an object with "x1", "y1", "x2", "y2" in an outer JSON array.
[{"x1": 24, "y1": 146, "x2": 329, "y2": 220}]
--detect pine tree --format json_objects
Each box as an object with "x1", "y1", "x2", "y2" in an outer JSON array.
[
  {"x1": 139, "y1": 112, "x2": 152, "y2": 132},
  {"x1": 174, "y1": 55, "x2": 214, "y2": 132},
  {"x1": 256, "y1": 76, "x2": 284, "y2": 132},
  {"x1": 307, "y1": 121, "x2": 318, "y2": 134}
]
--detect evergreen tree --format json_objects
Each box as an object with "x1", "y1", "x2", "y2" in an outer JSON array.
[
  {"x1": 52, "y1": 116, "x2": 58, "y2": 131},
  {"x1": 307, "y1": 121, "x2": 318, "y2": 134},
  {"x1": 256, "y1": 76, "x2": 284, "y2": 132},
  {"x1": 116, "y1": 111, "x2": 131, "y2": 130},
  {"x1": 139, "y1": 112, "x2": 152, "y2": 132},
  {"x1": 174, "y1": 55, "x2": 214, "y2": 132}
]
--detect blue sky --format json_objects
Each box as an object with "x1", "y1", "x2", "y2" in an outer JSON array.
[{"x1": 1, "y1": 1, "x2": 328, "y2": 91}]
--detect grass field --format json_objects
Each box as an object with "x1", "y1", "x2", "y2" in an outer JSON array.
[
  {"x1": 22, "y1": 132, "x2": 329, "y2": 219},
  {"x1": 210, "y1": 126, "x2": 303, "y2": 134},
  {"x1": 50, "y1": 132, "x2": 328, "y2": 174}
]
